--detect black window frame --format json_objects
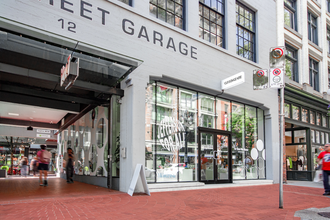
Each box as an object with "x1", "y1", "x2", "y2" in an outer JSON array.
[
  {"x1": 285, "y1": 44, "x2": 298, "y2": 82},
  {"x1": 284, "y1": 0, "x2": 297, "y2": 31},
  {"x1": 236, "y1": 1, "x2": 256, "y2": 62},
  {"x1": 309, "y1": 57, "x2": 319, "y2": 92},
  {"x1": 327, "y1": 26, "x2": 330, "y2": 54},
  {"x1": 149, "y1": 0, "x2": 186, "y2": 30},
  {"x1": 328, "y1": 67, "x2": 330, "y2": 89},
  {"x1": 308, "y1": 11, "x2": 318, "y2": 45},
  {"x1": 118, "y1": 0, "x2": 132, "y2": 6},
  {"x1": 199, "y1": 0, "x2": 225, "y2": 48}
]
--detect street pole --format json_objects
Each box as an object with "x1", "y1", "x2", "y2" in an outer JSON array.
[{"x1": 279, "y1": 87, "x2": 284, "y2": 209}]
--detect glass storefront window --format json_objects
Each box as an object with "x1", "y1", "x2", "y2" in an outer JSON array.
[
  {"x1": 294, "y1": 130, "x2": 306, "y2": 143},
  {"x1": 326, "y1": 133, "x2": 329, "y2": 143},
  {"x1": 292, "y1": 105, "x2": 300, "y2": 120},
  {"x1": 284, "y1": 103, "x2": 291, "y2": 118},
  {"x1": 315, "y1": 131, "x2": 320, "y2": 144},
  {"x1": 317, "y1": 113, "x2": 321, "y2": 126},
  {"x1": 216, "y1": 98, "x2": 231, "y2": 131},
  {"x1": 285, "y1": 131, "x2": 292, "y2": 144},
  {"x1": 145, "y1": 82, "x2": 265, "y2": 182},
  {"x1": 199, "y1": 94, "x2": 215, "y2": 129},
  {"x1": 301, "y1": 108, "x2": 308, "y2": 123},
  {"x1": 310, "y1": 111, "x2": 315, "y2": 125},
  {"x1": 286, "y1": 145, "x2": 307, "y2": 171},
  {"x1": 311, "y1": 130, "x2": 315, "y2": 143},
  {"x1": 312, "y1": 145, "x2": 324, "y2": 171},
  {"x1": 179, "y1": 89, "x2": 198, "y2": 182},
  {"x1": 321, "y1": 132, "x2": 324, "y2": 144},
  {"x1": 322, "y1": 115, "x2": 327, "y2": 127}
]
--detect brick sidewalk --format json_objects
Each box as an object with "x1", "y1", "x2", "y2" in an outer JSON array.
[{"x1": 0, "y1": 177, "x2": 329, "y2": 219}]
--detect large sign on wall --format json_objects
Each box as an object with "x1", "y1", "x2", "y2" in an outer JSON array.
[{"x1": 0, "y1": 0, "x2": 198, "y2": 59}]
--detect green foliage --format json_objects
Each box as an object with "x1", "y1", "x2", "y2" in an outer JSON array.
[
  {"x1": 231, "y1": 110, "x2": 256, "y2": 151},
  {"x1": 1, "y1": 166, "x2": 9, "y2": 171}
]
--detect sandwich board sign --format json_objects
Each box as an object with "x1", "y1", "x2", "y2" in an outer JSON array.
[
  {"x1": 253, "y1": 69, "x2": 269, "y2": 90},
  {"x1": 269, "y1": 68, "x2": 284, "y2": 88},
  {"x1": 127, "y1": 164, "x2": 150, "y2": 196}
]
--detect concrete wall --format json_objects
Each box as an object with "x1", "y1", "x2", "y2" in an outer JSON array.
[{"x1": 0, "y1": 0, "x2": 280, "y2": 192}]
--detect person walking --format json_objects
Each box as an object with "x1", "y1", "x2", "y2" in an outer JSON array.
[
  {"x1": 64, "y1": 148, "x2": 75, "y2": 183},
  {"x1": 317, "y1": 143, "x2": 330, "y2": 196},
  {"x1": 21, "y1": 157, "x2": 29, "y2": 177},
  {"x1": 30, "y1": 156, "x2": 38, "y2": 177},
  {"x1": 37, "y1": 145, "x2": 51, "y2": 186}
]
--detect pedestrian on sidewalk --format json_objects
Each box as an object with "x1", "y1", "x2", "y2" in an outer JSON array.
[
  {"x1": 64, "y1": 147, "x2": 75, "y2": 183},
  {"x1": 30, "y1": 156, "x2": 38, "y2": 177},
  {"x1": 21, "y1": 157, "x2": 29, "y2": 177},
  {"x1": 37, "y1": 145, "x2": 51, "y2": 186},
  {"x1": 316, "y1": 143, "x2": 330, "y2": 196}
]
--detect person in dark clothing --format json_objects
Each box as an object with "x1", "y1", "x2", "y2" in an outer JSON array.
[{"x1": 64, "y1": 148, "x2": 75, "y2": 183}]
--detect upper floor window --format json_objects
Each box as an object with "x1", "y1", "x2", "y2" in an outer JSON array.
[
  {"x1": 284, "y1": 0, "x2": 297, "y2": 31},
  {"x1": 328, "y1": 0, "x2": 330, "y2": 13},
  {"x1": 308, "y1": 11, "x2": 318, "y2": 45},
  {"x1": 199, "y1": 0, "x2": 225, "y2": 48},
  {"x1": 309, "y1": 57, "x2": 319, "y2": 91},
  {"x1": 328, "y1": 67, "x2": 330, "y2": 88},
  {"x1": 285, "y1": 45, "x2": 298, "y2": 82},
  {"x1": 118, "y1": 0, "x2": 131, "y2": 5},
  {"x1": 150, "y1": 0, "x2": 185, "y2": 30},
  {"x1": 236, "y1": 2, "x2": 255, "y2": 62}
]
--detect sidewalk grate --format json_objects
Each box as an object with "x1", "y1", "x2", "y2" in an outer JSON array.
[{"x1": 318, "y1": 212, "x2": 330, "y2": 218}]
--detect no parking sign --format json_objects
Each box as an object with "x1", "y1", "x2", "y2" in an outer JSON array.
[{"x1": 269, "y1": 68, "x2": 284, "y2": 88}]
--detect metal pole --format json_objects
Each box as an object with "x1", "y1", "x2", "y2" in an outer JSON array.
[{"x1": 279, "y1": 88, "x2": 284, "y2": 209}]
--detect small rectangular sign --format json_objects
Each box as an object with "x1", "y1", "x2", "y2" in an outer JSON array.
[
  {"x1": 37, "y1": 129, "x2": 51, "y2": 134},
  {"x1": 269, "y1": 68, "x2": 284, "y2": 88},
  {"x1": 36, "y1": 134, "x2": 51, "y2": 138},
  {"x1": 253, "y1": 69, "x2": 269, "y2": 90},
  {"x1": 269, "y1": 47, "x2": 285, "y2": 68},
  {"x1": 221, "y1": 72, "x2": 245, "y2": 90}
]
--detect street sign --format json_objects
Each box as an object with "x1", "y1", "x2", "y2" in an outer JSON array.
[
  {"x1": 253, "y1": 69, "x2": 268, "y2": 90},
  {"x1": 269, "y1": 47, "x2": 285, "y2": 68},
  {"x1": 221, "y1": 72, "x2": 245, "y2": 90},
  {"x1": 269, "y1": 68, "x2": 284, "y2": 88}
]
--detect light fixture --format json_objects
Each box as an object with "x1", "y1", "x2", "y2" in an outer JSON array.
[
  {"x1": 27, "y1": 126, "x2": 33, "y2": 131},
  {"x1": 8, "y1": 113, "x2": 19, "y2": 116}
]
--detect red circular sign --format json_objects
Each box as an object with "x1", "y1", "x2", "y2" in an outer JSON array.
[
  {"x1": 273, "y1": 68, "x2": 281, "y2": 76},
  {"x1": 257, "y1": 70, "x2": 264, "y2": 77},
  {"x1": 272, "y1": 48, "x2": 284, "y2": 59}
]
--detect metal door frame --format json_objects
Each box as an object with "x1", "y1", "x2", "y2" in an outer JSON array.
[{"x1": 198, "y1": 127, "x2": 232, "y2": 184}]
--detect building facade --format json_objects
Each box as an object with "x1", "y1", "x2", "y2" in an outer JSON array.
[
  {"x1": 0, "y1": 0, "x2": 280, "y2": 193},
  {"x1": 277, "y1": 0, "x2": 330, "y2": 181}
]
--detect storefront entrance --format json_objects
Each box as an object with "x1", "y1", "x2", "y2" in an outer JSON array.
[{"x1": 198, "y1": 128, "x2": 232, "y2": 184}]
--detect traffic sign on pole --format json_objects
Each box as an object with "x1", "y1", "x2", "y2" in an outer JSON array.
[
  {"x1": 253, "y1": 69, "x2": 268, "y2": 90},
  {"x1": 269, "y1": 47, "x2": 285, "y2": 68},
  {"x1": 269, "y1": 68, "x2": 284, "y2": 88}
]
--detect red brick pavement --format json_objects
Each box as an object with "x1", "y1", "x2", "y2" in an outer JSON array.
[{"x1": 0, "y1": 177, "x2": 329, "y2": 220}]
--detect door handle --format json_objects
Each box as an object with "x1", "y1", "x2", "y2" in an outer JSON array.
[{"x1": 213, "y1": 151, "x2": 217, "y2": 159}]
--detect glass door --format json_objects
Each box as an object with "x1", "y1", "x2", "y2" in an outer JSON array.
[{"x1": 199, "y1": 128, "x2": 232, "y2": 183}]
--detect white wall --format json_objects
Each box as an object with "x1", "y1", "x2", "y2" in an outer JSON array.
[{"x1": 0, "y1": 0, "x2": 280, "y2": 192}]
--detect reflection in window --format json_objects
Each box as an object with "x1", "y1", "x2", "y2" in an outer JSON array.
[
  {"x1": 199, "y1": 0, "x2": 225, "y2": 47},
  {"x1": 292, "y1": 105, "x2": 300, "y2": 120},
  {"x1": 294, "y1": 130, "x2": 306, "y2": 143},
  {"x1": 216, "y1": 98, "x2": 231, "y2": 131},
  {"x1": 323, "y1": 115, "x2": 327, "y2": 127},
  {"x1": 315, "y1": 131, "x2": 320, "y2": 144},
  {"x1": 96, "y1": 118, "x2": 106, "y2": 148},
  {"x1": 308, "y1": 11, "x2": 318, "y2": 45},
  {"x1": 285, "y1": 131, "x2": 292, "y2": 144},
  {"x1": 321, "y1": 132, "x2": 324, "y2": 144},
  {"x1": 284, "y1": 0, "x2": 296, "y2": 30},
  {"x1": 150, "y1": 0, "x2": 185, "y2": 30},
  {"x1": 301, "y1": 108, "x2": 308, "y2": 123},
  {"x1": 236, "y1": 2, "x2": 255, "y2": 61},
  {"x1": 284, "y1": 103, "x2": 291, "y2": 118},
  {"x1": 311, "y1": 130, "x2": 315, "y2": 143},
  {"x1": 285, "y1": 45, "x2": 298, "y2": 82},
  {"x1": 199, "y1": 94, "x2": 215, "y2": 129},
  {"x1": 316, "y1": 113, "x2": 321, "y2": 126},
  {"x1": 326, "y1": 133, "x2": 329, "y2": 143},
  {"x1": 310, "y1": 111, "x2": 315, "y2": 125}
]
